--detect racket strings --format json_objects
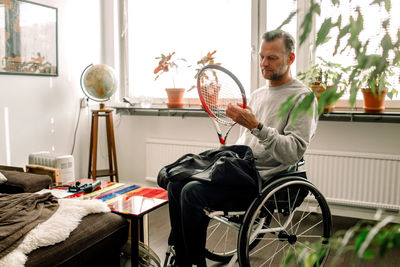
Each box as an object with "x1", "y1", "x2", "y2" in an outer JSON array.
[{"x1": 199, "y1": 69, "x2": 244, "y2": 125}]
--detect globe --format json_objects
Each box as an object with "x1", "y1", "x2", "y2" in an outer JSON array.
[{"x1": 80, "y1": 64, "x2": 118, "y2": 102}]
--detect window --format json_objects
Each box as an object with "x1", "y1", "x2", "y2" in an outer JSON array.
[
  {"x1": 315, "y1": 0, "x2": 400, "y2": 101},
  {"x1": 266, "y1": 0, "x2": 297, "y2": 76},
  {"x1": 120, "y1": 0, "x2": 398, "y2": 109},
  {"x1": 127, "y1": 0, "x2": 251, "y2": 100}
]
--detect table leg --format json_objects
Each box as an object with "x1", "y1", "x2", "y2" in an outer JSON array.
[
  {"x1": 131, "y1": 218, "x2": 139, "y2": 267},
  {"x1": 131, "y1": 217, "x2": 144, "y2": 267}
]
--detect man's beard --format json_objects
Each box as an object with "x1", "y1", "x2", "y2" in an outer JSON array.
[
  {"x1": 266, "y1": 72, "x2": 284, "y2": 81},
  {"x1": 262, "y1": 64, "x2": 287, "y2": 81}
]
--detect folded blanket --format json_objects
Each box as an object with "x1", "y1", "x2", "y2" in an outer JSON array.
[
  {"x1": 0, "y1": 193, "x2": 59, "y2": 259},
  {"x1": 0, "y1": 195, "x2": 110, "y2": 267}
]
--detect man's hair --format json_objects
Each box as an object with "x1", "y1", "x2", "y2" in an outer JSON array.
[{"x1": 262, "y1": 30, "x2": 295, "y2": 55}]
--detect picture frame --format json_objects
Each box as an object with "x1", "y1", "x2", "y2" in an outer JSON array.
[{"x1": 0, "y1": 0, "x2": 58, "y2": 76}]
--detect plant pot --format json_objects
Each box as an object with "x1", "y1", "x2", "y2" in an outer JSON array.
[
  {"x1": 199, "y1": 83, "x2": 221, "y2": 109},
  {"x1": 166, "y1": 88, "x2": 185, "y2": 108},
  {"x1": 310, "y1": 84, "x2": 325, "y2": 100},
  {"x1": 361, "y1": 88, "x2": 387, "y2": 113}
]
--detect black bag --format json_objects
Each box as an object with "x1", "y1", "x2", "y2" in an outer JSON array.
[{"x1": 157, "y1": 145, "x2": 261, "y2": 194}]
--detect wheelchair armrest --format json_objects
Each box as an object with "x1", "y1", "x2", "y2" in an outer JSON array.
[
  {"x1": 262, "y1": 170, "x2": 307, "y2": 187},
  {"x1": 297, "y1": 157, "x2": 305, "y2": 168}
]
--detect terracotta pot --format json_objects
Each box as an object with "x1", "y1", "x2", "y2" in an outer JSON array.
[
  {"x1": 361, "y1": 88, "x2": 387, "y2": 113},
  {"x1": 199, "y1": 83, "x2": 221, "y2": 109},
  {"x1": 310, "y1": 84, "x2": 325, "y2": 100},
  {"x1": 166, "y1": 88, "x2": 185, "y2": 108}
]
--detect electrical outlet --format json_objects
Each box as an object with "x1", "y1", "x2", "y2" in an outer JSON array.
[{"x1": 80, "y1": 98, "x2": 88, "y2": 108}]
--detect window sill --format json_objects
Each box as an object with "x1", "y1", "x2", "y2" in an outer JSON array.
[
  {"x1": 113, "y1": 105, "x2": 400, "y2": 123},
  {"x1": 113, "y1": 105, "x2": 208, "y2": 118},
  {"x1": 320, "y1": 110, "x2": 400, "y2": 123}
]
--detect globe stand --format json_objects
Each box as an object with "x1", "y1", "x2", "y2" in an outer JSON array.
[
  {"x1": 80, "y1": 63, "x2": 119, "y2": 182},
  {"x1": 88, "y1": 107, "x2": 119, "y2": 182}
]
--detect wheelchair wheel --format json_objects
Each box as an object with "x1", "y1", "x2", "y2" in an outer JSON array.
[
  {"x1": 205, "y1": 217, "x2": 239, "y2": 263},
  {"x1": 205, "y1": 214, "x2": 266, "y2": 263},
  {"x1": 238, "y1": 177, "x2": 332, "y2": 267}
]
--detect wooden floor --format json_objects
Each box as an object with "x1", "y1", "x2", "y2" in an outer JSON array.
[{"x1": 124, "y1": 204, "x2": 400, "y2": 267}]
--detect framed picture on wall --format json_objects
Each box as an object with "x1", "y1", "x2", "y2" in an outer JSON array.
[{"x1": 0, "y1": 0, "x2": 58, "y2": 76}]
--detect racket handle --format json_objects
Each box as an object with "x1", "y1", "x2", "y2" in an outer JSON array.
[{"x1": 218, "y1": 137, "x2": 225, "y2": 145}]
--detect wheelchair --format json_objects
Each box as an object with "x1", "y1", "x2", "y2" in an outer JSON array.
[{"x1": 164, "y1": 160, "x2": 332, "y2": 267}]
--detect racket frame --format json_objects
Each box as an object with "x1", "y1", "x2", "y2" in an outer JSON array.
[{"x1": 197, "y1": 64, "x2": 247, "y2": 145}]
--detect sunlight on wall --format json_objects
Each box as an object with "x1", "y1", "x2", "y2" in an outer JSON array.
[{"x1": 3, "y1": 107, "x2": 11, "y2": 165}]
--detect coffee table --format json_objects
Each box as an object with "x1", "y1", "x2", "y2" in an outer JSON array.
[{"x1": 62, "y1": 179, "x2": 168, "y2": 267}]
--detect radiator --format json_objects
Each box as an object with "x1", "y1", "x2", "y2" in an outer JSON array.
[
  {"x1": 304, "y1": 150, "x2": 400, "y2": 212},
  {"x1": 145, "y1": 138, "x2": 218, "y2": 183},
  {"x1": 145, "y1": 139, "x2": 400, "y2": 213},
  {"x1": 28, "y1": 152, "x2": 75, "y2": 183}
]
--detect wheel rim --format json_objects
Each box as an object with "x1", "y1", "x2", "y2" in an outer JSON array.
[
  {"x1": 205, "y1": 218, "x2": 239, "y2": 262},
  {"x1": 239, "y1": 179, "x2": 332, "y2": 267}
]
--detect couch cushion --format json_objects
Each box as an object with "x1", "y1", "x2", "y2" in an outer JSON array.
[
  {"x1": 26, "y1": 212, "x2": 129, "y2": 267},
  {"x1": 0, "y1": 171, "x2": 52, "y2": 193}
]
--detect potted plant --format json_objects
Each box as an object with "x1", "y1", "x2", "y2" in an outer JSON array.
[
  {"x1": 186, "y1": 51, "x2": 222, "y2": 108},
  {"x1": 154, "y1": 52, "x2": 187, "y2": 108},
  {"x1": 297, "y1": 62, "x2": 325, "y2": 97},
  {"x1": 187, "y1": 50, "x2": 221, "y2": 91},
  {"x1": 357, "y1": 64, "x2": 398, "y2": 113},
  {"x1": 278, "y1": 0, "x2": 400, "y2": 120},
  {"x1": 297, "y1": 59, "x2": 347, "y2": 113}
]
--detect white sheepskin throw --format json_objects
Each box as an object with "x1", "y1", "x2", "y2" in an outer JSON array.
[{"x1": 0, "y1": 198, "x2": 110, "y2": 267}]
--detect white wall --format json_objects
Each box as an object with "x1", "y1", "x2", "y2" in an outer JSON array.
[
  {"x1": 0, "y1": 0, "x2": 102, "y2": 177},
  {"x1": 311, "y1": 121, "x2": 400, "y2": 155},
  {"x1": 113, "y1": 116, "x2": 400, "y2": 186}
]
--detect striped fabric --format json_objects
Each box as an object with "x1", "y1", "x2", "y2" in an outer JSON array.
[{"x1": 64, "y1": 179, "x2": 168, "y2": 216}]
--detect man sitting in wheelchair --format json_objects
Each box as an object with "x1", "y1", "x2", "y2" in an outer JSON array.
[{"x1": 166, "y1": 30, "x2": 325, "y2": 267}]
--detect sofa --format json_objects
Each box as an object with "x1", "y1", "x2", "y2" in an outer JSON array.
[{"x1": 0, "y1": 165, "x2": 129, "y2": 267}]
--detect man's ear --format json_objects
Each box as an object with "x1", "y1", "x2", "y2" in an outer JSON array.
[{"x1": 288, "y1": 53, "x2": 295, "y2": 65}]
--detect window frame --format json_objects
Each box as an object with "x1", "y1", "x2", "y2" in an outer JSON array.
[
  {"x1": 115, "y1": 0, "x2": 269, "y2": 106},
  {"x1": 114, "y1": 0, "x2": 399, "y2": 110}
]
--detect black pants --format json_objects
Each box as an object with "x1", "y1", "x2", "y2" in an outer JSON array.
[{"x1": 167, "y1": 180, "x2": 255, "y2": 266}]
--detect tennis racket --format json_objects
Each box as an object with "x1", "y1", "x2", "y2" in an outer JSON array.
[{"x1": 197, "y1": 65, "x2": 247, "y2": 145}]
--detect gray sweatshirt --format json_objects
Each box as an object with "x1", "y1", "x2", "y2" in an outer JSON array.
[{"x1": 236, "y1": 79, "x2": 318, "y2": 179}]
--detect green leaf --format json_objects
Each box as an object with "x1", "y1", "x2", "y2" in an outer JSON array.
[
  {"x1": 362, "y1": 249, "x2": 376, "y2": 259},
  {"x1": 349, "y1": 80, "x2": 359, "y2": 107},
  {"x1": 371, "y1": 0, "x2": 391, "y2": 12},
  {"x1": 335, "y1": 15, "x2": 342, "y2": 30},
  {"x1": 385, "y1": 0, "x2": 392, "y2": 11},
  {"x1": 356, "y1": 54, "x2": 382, "y2": 70},
  {"x1": 316, "y1": 18, "x2": 333, "y2": 47},
  {"x1": 387, "y1": 89, "x2": 398, "y2": 99},
  {"x1": 334, "y1": 25, "x2": 350, "y2": 55},
  {"x1": 381, "y1": 33, "x2": 393, "y2": 57},
  {"x1": 355, "y1": 230, "x2": 369, "y2": 251},
  {"x1": 331, "y1": 0, "x2": 340, "y2": 6},
  {"x1": 300, "y1": 0, "x2": 320, "y2": 45},
  {"x1": 300, "y1": 13, "x2": 313, "y2": 46},
  {"x1": 305, "y1": 253, "x2": 317, "y2": 267},
  {"x1": 382, "y1": 18, "x2": 390, "y2": 30},
  {"x1": 291, "y1": 92, "x2": 315, "y2": 126},
  {"x1": 276, "y1": 10, "x2": 297, "y2": 30},
  {"x1": 347, "y1": 10, "x2": 363, "y2": 51},
  {"x1": 379, "y1": 239, "x2": 390, "y2": 257},
  {"x1": 278, "y1": 94, "x2": 296, "y2": 119}
]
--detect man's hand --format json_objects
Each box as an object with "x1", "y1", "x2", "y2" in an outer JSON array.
[{"x1": 226, "y1": 103, "x2": 259, "y2": 130}]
